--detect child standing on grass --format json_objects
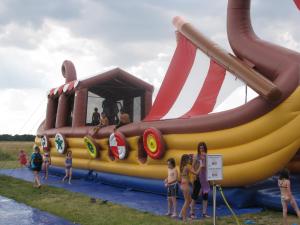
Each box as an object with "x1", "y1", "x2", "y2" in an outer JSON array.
[
  {"x1": 278, "y1": 168, "x2": 300, "y2": 225},
  {"x1": 30, "y1": 146, "x2": 43, "y2": 188},
  {"x1": 18, "y1": 149, "x2": 28, "y2": 167},
  {"x1": 62, "y1": 151, "x2": 72, "y2": 184},
  {"x1": 42, "y1": 149, "x2": 51, "y2": 180},
  {"x1": 198, "y1": 142, "x2": 210, "y2": 218},
  {"x1": 179, "y1": 154, "x2": 201, "y2": 222},
  {"x1": 164, "y1": 158, "x2": 178, "y2": 218}
]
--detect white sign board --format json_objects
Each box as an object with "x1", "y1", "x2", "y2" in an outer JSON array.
[{"x1": 206, "y1": 154, "x2": 223, "y2": 181}]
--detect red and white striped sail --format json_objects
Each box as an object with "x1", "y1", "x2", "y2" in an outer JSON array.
[
  {"x1": 294, "y1": 0, "x2": 300, "y2": 10},
  {"x1": 145, "y1": 32, "x2": 250, "y2": 121}
]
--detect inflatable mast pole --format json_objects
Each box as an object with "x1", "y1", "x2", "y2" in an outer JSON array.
[
  {"x1": 172, "y1": 16, "x2": 281, "y2": 101},
  {"x1": 55, "y1": 60, "x2": 77, "y2": 128}
]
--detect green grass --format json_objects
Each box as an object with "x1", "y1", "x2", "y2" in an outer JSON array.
[
  {"x1": 0, "y1": 141, "x2": 33, "y2": 157},
  {"x1": 1, "y1": 175, "x2": 300, "y2": 225},
  {"x1": 0, "y1": 175, "x2": 207, "y2": 225},
  {"x1": 0, "y1": 150, "x2": 15, "y2": 161}
]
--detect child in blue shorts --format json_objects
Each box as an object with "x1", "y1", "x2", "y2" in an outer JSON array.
[{"x1": 164, "y1": 158, "x2": 178, "y2": 218}]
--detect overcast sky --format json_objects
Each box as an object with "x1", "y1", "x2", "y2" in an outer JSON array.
[{"x1": 0, "y1": 0, "x2": 299, "y2": 135}]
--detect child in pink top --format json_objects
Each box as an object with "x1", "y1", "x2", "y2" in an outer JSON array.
[{"x1": 18, "y1": 150, "x2": 27, "y2": 167}]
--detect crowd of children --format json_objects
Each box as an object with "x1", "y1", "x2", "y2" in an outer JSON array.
[
  {"x1": 19, "y1": 146, "x2": 73, "y2": 188},
  {"x1": 165, "y1": 142, "x2": 210, "y2": 221},
  {"x1": 165, "y1": 142, "x2": 300, "y2": 224}
]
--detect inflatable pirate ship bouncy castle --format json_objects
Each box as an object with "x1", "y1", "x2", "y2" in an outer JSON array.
[{"x1": 36, "y1": 0, "x2": 300, "y2": 187}]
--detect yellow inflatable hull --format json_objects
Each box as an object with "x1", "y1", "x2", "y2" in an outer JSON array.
[{"x1": 35, "y1": 87, "x2": 300, "y2": 187}]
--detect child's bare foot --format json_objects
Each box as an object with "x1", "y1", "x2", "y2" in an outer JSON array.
[
  {"x1": 202, "y1": 213, "x2": 210, "y2": 218},
  {"x1": 189, "y1": 213, "x2": 195, "y2": 219},
  {"x1": 171, "y1": 213, "x2": 177, "y2": 218}
]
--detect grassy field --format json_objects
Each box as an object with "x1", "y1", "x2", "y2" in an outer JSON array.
[
  {"x1": 0, "y1": 141, "x2": 33, "y2": 169},
  {"x1": 0, "y1": 141, "x2": 299, "y2": 225}
]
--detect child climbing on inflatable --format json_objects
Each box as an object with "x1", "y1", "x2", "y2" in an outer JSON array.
[
  {"x1": 62, "y1": 151, "x2": 72, "y2": 184},
  {"x1": 42, "y1": 149, "x2": 51, "y2": 180},
  {"x1": 18, "y1": 149, "x2": 28, "y2": 167},
  {"x1": 179, "y1": 154, "x2": 201, "y2": 222},
  {"x1": 164, "y1": 158, "x2": 178, "y2": 218},
  {"x1": 278, "y1": 168, "x2": 300, "y2": 225},
  {"x1": 30, "y1": 146, "x2": 43, "y2": 188}
]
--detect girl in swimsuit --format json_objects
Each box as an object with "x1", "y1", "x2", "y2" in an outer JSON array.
[
  {"x1": 278, "y1": 168, "x2": 300, "y2": 225},
  {"x1": 42, "y1": 149, "x2": 51, "y2": 180},
  {"x1": 62, "y1": 151, "x2": 72, "y2": 184},
  {"x1": 179, "y1": 154, "x2": 201, "y2": 222}
]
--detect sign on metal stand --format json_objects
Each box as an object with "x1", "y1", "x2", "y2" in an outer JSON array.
[{"x1": 206, "y1": 154, "x2": 223, "y2": 225}]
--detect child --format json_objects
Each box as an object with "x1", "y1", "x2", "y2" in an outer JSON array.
[
  {"x1": 190, "y1": 151, "x2": 202, "y2": 219},
  {"x1": 164, "y1": 158, "x2": 178, "y2": 218},
  {"x1": 18, "y1": 149, "x2": 28, "y2": 167},
  {"x1": 62, "y1": 151, "x2": 72, "y2": 184},
  {"x1": 30, "y1": 146, "x2": 43, "y2": 188},
  {"x1": 278, "y1": 168, "x2": 300, "y2": 225},
  {"x1": 42, "y1": 149, "x2": 51, "y2": 180},
  {"x1": 198, "y1": 142, "x2": 210, "y2": 218},
  {"x1": 179, "y1": 154, "x2": 201, "y2": 222}
]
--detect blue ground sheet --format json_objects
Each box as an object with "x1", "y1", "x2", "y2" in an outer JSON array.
[
  {"x1": 0, "y1": 167, "x2": 263, "y2": 221},
  {"x1": 0, "y1": 195, "x2": 77, "y2": 225}
]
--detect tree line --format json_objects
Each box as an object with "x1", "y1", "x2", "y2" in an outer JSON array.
[{"x1": 0, "y1": 134, "x2": 35, "y2": 142}]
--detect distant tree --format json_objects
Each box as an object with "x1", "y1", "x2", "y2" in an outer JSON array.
[{"x1": 0, "y1": 134, "x2": 35, "y2": 142}]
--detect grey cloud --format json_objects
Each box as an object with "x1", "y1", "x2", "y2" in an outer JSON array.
[
  {"x1": 0, "y1": 57, "x2": 45, "y2": 89},
  {"x1": 0, "y1": 0, "x2": 299, "y2": 80},
  {"x1": 0, "y1": 0, "x2": 82, "y2": 27}
]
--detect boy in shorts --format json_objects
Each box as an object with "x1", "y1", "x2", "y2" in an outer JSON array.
[{"x1": 164, "y1": 158, "x2": 178, "y2": 218}]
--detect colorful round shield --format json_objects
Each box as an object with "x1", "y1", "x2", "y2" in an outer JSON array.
[
  {"x1": 54, "y1": 133, "x2": 67, "y2": 154},
  {"x1": 83, "y1": 136, "x2": 99, "y2": 159},
  {"x1": 41, "y1": 135, "x2": 50, "y2": 151},
  {"x1": 109, "y1": 132, "x2": 128, "y2": 160},
  {"x1": 143, "y1": 127, "x2": 165, "y2": 159}
]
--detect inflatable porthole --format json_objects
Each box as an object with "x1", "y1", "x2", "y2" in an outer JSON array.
[
  {"x1": 109, "y1": 131, "x2": 128, "y2": 160},
  {"x1": 54, "y1": 133, "x2": 67, "y2": 154},
  {"x1": 41, "y1": 135, "x2": 50, "y2": 151},
  {"x1": 83, "y1": 136, "x2": 99, "y2": 159},
  {"x1": 143, "y1": 127, "x2": 165, "y2": 159}
]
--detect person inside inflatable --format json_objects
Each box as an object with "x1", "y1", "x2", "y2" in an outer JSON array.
[
  {"x1": 102, "y1": 98, "x2": 120, "y2": 125},
  {"x1": 100, "y1": 112, "x2": 109, "y2": 127},
  {"x1": 92, "y1": 107, "x2": 100, "y2": 125},
  {"x1": 116, "y1": 108, "x2": 130, "y2": 128}
]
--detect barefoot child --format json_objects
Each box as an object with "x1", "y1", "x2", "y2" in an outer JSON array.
[
  {"x1": 43, "y1": 149, "x2": 51, "y2": 180},
  {"x1": 30, "y1": 146, "x2": 43, "y2": 188},
  {"x1": 278, "y1": 168, "x2": 300, "y2": 225},
  {"x1": 198, "y1": 142, "x2": 210, "y2": 218},
  {"x1": 18, "y1": 149, "x2": 28, "y2": 167},
  {"x1": 62, "y1": 151, "x2": 72, "y2": 184},
  {"x1": 179, "y1": 154, "x2": 201, "y2": 222},
  {"x1": 164, "y1": 158, "x2": 178, "y2": 218}
]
